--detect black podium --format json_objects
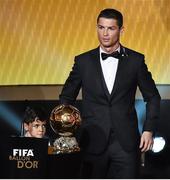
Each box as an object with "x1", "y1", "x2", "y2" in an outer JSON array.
[
  {"x1": 47, "y1": 152, "x2": 82, "y2": 178},
  {"x1": 0, "y1": 137, "x2": 48, "y2": 178},
  {"x1": 0, "y1": 136, "x2": 82, "y2": 178}
]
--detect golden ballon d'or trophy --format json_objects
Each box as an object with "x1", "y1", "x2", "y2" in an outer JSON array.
[{"x1": 48, "y1": 104, "x2": 81, "y2": 154}]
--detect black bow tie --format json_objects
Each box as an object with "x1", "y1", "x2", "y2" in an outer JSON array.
[{"x1": 101, "y1": 51, "x2": 120, "y2": 60}]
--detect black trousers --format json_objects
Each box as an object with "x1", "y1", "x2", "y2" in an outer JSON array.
[{"x1": 80, "y1": 134, "x2": 141, "y2": 178}]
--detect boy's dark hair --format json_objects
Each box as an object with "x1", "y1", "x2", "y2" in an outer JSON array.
[
  {"x1": 97, "y1": 8, "x2": 123, "y2": 28},
  {"x1": 23, "y1": 106, "x2": 47, "y2": 124}
]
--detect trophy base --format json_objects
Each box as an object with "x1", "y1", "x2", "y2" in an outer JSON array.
[{"x1": 49, "y1": 136, "x2": 80, "y2": 154}]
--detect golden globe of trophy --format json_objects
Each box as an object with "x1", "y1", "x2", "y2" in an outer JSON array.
[{"x1": 49, "y1": 104, "x2": 81, "y2": 154}]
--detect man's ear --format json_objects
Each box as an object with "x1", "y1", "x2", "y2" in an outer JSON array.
[
  {"x1": 120, "y1": 26, "x2": 124, "y2": 35},
  {"x1": 24, "y1": 123, "x2": 29, "y2": 131}
]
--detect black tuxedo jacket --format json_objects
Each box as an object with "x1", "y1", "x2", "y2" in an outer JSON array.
[{"x1": 59, "y1": 46, "x2": 161, "y2": 154}]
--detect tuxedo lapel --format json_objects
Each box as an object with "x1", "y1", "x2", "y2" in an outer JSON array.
[
  {"x1": 110, "y1": 53, "x2": 128, "y2": 100},
  {"x1": 91, "y1": 47, "x2": 111, "y2": 102}
]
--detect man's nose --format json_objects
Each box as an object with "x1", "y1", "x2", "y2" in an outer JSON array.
[{"x1": 103, "y1": 28, "x2": 108, "y2": 36}]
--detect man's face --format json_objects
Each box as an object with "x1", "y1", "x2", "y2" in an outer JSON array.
[
  {"x1": 97, "y1": 17, "x2": 123, "y2": 50},
  {"x1": 24, "y1": 119, "x2": 46, "y2": 138}
]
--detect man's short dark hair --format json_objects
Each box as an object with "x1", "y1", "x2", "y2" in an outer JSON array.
[
  {"x1": 97, "y1": 8, "x2": 123, "y2": 28},
  {"x1": 23, "y1": 106, "x2": 47, "y2": 124}
]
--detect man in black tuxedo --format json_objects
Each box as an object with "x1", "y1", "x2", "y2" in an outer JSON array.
[{"x1": 59, "y1": 8, "x2": 161, "y2": 178}]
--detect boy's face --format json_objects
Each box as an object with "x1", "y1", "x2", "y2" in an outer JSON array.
[{"x1": 24, "y1": 119, "x2": 46, "y2": 138}]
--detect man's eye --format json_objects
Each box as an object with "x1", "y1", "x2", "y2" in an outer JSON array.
[
  {"x1": 98, "y1": 25, "x2": 104, "y2": 29},
  {"x1": 109, "y1": 27, "x2": 115, "y2": 30}
]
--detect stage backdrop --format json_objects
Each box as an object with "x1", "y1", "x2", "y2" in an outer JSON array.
[{"x1": 0, "y1": 0, "x2": 169, "y2": 85}]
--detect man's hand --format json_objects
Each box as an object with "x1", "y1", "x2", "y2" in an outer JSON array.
[{"x1": 139, "y1": 131, "x2": 153, "y2": 152}]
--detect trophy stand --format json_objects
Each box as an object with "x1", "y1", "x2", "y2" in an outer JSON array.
[{"x1": 52, "y1": 135, "x2": 80, "y2": 154}]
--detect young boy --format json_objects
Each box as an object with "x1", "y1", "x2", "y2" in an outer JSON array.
[{"x1": 23, "y1": 106, "x2": 47, "y2": 138}]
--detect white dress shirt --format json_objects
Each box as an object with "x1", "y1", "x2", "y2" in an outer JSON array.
[{"x1": 100, "y1": 46, "x2": 120, "y2": 94}]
